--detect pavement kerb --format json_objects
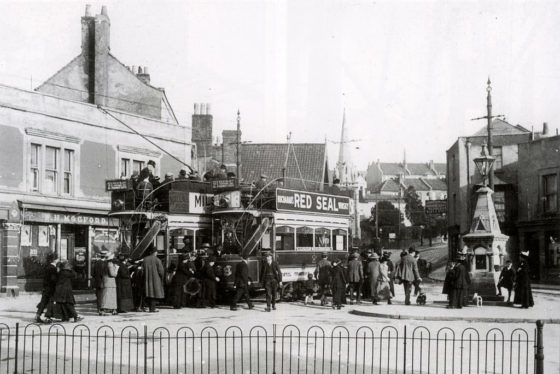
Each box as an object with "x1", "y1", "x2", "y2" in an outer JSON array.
[{"x1": 349, "y1": 309, "x2": 560, "y2": 324}]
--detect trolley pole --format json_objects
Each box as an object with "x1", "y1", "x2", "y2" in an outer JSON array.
[{"x1": 236, "y1": 110, "x2": 241, "y2": 181}]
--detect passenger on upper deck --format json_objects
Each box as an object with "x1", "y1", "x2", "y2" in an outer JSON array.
[
  {"x1": 189, "y1": 170, "x2": 201, "y2": 181},
  {"x1": 255, "y1": 174, "x2": 268, "y2": 190},
  {"x1": 177, "y1": 168, "x2": 188, "y2": 180},
  {"x1": 216, "y1": 164, "x2": 228, "y2": 179},
  {"x1": 140, "y1": 160, "x2": 160, "y2": 189},
  {"x1": 136, "y1": 168, "x2": 153, "y2": 207},
  {"x1": 163, "y1": 172, "x2": 174, "y2": 184}
]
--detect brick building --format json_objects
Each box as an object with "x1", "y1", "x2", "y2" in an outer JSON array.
[
  {"x1": 517, "y1": 135, "x2": 560, "y2": 283},
  {"x1": 0, "y1": 6, "x2": 189, "y2": 295},
  {"x1": 446, "y1": 118, "x2": 533, "y2": 260}
]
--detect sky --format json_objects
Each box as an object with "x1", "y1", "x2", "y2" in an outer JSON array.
[{"x1": 0, "y1": 0, "x2": 559, "y2": 170}]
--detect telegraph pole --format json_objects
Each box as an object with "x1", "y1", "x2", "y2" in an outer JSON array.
[
  {"x1": 486, "y1": 79, "x2": 494, "y2": 190},
  {"x1": 236, "y1": 109, "x2": 240, "y2": 181}
]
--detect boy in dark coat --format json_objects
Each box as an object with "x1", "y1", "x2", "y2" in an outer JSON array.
[
  {"x1": 231, "y1": 256, "x2": 254, "y2": 311},
  {"x1": 142, "y1": 246, "x2": 165, "y2": 312},
  {"x1": 201, "y1": 257, "x2": 219, "y2": 308},
  {"x1": 514, "y1": 256, "x2": 534, "y2": 308},
  {"x1": 331, "y1": 259, "x2": 347, "y2": 309},
  {"x1": 497, "y1": 260, "x2": 516, "y2": 302},
  {"x1": 35, "y1": 251, "x2": 59, "y2": 323},
  {"x1": 52, "y1": 261, "x2": 83, "y2": 323}
]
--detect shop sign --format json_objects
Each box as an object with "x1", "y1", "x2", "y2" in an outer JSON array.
[
  {"x1": 23, "y1": 211, "x2": 116, "y2": 226},
  {"x1": 425, "y1": 200, "x2": 447, "y2": 216},
  {"x1": 276, "y1": 188, "x2": 350, "y2": 215}
]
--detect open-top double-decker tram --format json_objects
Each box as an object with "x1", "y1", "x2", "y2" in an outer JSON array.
[{"x1": 106, "y1": 176, "x2": 352, "y2": 300}]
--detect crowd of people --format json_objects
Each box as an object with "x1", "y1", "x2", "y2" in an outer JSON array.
[
  {"x1": 34, "y1": 243, "x2": 536, "y2": 323},
  {"x1": 442, "y1": 250, "x2": 534, "y2": 309}
]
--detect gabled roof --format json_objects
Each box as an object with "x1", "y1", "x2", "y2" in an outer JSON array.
[
  {"x1": 423, "y1": 178, "x2": 447, "y2": 191},
  {"x1": 377, "y1": 162, "x2": 445, "y2": 176},
  {"x1": 372, "y1": 179, "x2": 401, "y2": 193},
  {"x1": 404, "y1": 178, "x2": 430, "y2": 191},
  {"x1": 240, "y1": 143, "x2": 327, "y2": 191},
  {"x1": 472, "y1": 118, "x2": 530, "y2": 137}
]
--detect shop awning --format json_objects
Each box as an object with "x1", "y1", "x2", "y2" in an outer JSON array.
[{"x1": 19, "y1": 201, "x2": 111, "y2": 216}]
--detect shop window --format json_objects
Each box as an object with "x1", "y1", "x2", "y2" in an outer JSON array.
[
  {"x1": 543, "y1": 174, "x2": 558, "y2": 213},
  {"x1": 296, "y1": 227, "x2": 314, "y2": 249},
  {"x1": 332, "y1": 229, "x2": 347, "y2": 251},
  {"x1": 315, "y1": 228, "x2": 331, "y2": 248},
  {"x1": 276, "y1": 226, "x2": 294, "y2": 251}
]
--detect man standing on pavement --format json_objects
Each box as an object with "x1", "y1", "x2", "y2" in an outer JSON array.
[
  {"x1": 394, "y1": 250, "x2": 421, "y2": 305},
  {"x1": 497, "y1": 260, "x2": 516, "y2": 303},
  {"x1": 231, "y1": 255, "x2": 254, "y2": 311},
  {"x1": 314, "y1": 252, "x2": 332, "y2": 306},
  {"x1": 142, "y1": 246, "x2": 165, "y2": 313},
  {"x1": 35, "y1": 251, "x2": 59, "y2": 323},
  {"x1": 450, "y1": 252, "x2": 470, "y2": 309},
  {"x1": 260, "y1": 252, "x2": 282, "y2": 312},
  {"x1": 91, "y1": 250, "x2": 108, "y2": 315},
  {"x1": 366, "y1": 252, "x2": 381, "y2": 304},
  {"x1": 347, "y1": 252, "x2": 363, "y2": 304}
]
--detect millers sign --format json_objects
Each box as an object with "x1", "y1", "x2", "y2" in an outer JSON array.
[{"x1": 275, "y1": 188, "x2": 350, "y2": 215}]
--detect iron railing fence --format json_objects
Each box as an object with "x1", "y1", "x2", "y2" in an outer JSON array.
[{"x1": 0, "y1": 321, "x2": 544, "y2": 374}]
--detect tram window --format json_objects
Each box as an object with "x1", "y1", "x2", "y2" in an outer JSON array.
[
  {"x1": 177, "y1": 230, "x2": 195, "y2": 252},
  {"x1": 332, "y1": 229, "x2": 347, "y2": 251},
  {"x1": 196, "y1": 229, "x2": 211, "y2": 249},
  {"x1": 261, "y1": 228, "x2": 272, "y2": 250},
  {"x1": 275, "y1": 226, "x2": 294, "y2": 251},
  {"x1": 156, "y1": 233, "x2": 166, "y2": 252},
  {"x1": 296, "y1": 227, "x2": 314, "y2": 249},
  {"x1": 315, "y1": 228, "x2": 331, "y2": 248}
]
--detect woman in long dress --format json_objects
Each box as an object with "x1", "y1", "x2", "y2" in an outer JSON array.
[
  {"x1": 514, "y1": 257, "x2": 534, "y2": 308},
  {"x1": 52, "y1": 261, "x2": 83, "y2": 322},
  {"x1": 100, "y1": 253, "x2": 118, "y2": 315},
  {"x1": 115, "y1": 254, "x2": 134, "y2": 313},
  {"x1": 377, "y1": 257, "x2": 392, "y2": 304},
  {"x1": 330, "y1": 259, "x2": 347, "y2": 310}
]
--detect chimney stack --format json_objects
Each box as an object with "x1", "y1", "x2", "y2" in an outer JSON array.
[
  {"x1": 136, "y1": 65, "x2": 151, "y2": 85},
  {"x1": 191, "y1": 102, "x2": 214, "y2": 159},
  {"x1": 93, "y1": 5, "x2": 111, "y2": 105}
]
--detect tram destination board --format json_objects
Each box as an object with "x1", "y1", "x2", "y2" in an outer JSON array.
[
  {"x1": 276, "y1": 188, "x2": 350, "y2": 215},
  {"x1": 105, "y1": 179, "x2": 132, "y2": 191}
]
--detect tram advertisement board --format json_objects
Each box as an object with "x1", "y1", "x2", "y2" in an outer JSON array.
[{"x1": 276, "y1": 188, "x2": 350, "y2": 215}]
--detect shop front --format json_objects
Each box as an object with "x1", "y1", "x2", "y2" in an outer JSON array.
[
  {"x1": 17, "y1": 209, "x2": 119, "y2": 292},
  {"x1": 518, "y1": 218, "x2": 560, "y2": 284}
]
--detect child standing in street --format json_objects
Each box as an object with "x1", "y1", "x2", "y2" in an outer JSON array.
[{"x1": 304, "y1": 273, "x2": 316, "y2": 305}]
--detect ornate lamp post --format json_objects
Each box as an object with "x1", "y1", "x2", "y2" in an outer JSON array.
[
  {"x1": 461, "y1": 143, "x2": 508, "y2": 302},
  {"x1": 473, "y1": 143, "x2": 495, "y2": 187}
]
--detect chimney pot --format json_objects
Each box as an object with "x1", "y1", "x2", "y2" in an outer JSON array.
[
  {"x1": 194, "y1": 103, "x2": 199, "y2": 115},
  {"x1": 101, "y1": 5, "x2": 108, "y2": 16},
  {"x1": 137, "y1": 66, "x2": 143, "y2": 74},
  {"x1": 85, "y1": 4, "x2": 92, "y2": 17},
  {"x1": 143, "y1": 66, "x2": 149, "y2": 74},
  {"x1": 131, "y1": 65, "x2": 136, "y2": 74},
  {"x1": 200, "y1": 103, "x2": 206, "y2": 114},
  {"x1": 543, "y1": 122, "x2": 549, "y2": 135},
  {"x1": 206, "y1": 103, "x2": 211, "y2": 115}
]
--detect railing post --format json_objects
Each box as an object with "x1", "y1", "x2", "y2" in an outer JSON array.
[
  {"x1": 14, "y1": 323, "x2": 19, "y2": 374},
  {"x1": 272, "y1": 324, "x2": 277, "y2": 374},
  {"x1": 144, "y1": 325, "x2": 148, "y2": 374},
  {"x1": 535, "y1": 320, "x2": 544, "y2": 374},
  {"x1": 403, "y1": 325, "x2": 407, "y2": 374}
]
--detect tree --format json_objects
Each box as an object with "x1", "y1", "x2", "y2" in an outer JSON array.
[
  {"x1": 404, "y1": 186, "x2": 426, "y2": 226},
  {"x1": 372, "y1": 200, "x2": 404, "y2": 228}
]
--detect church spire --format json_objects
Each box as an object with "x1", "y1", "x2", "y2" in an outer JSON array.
[{"x1": 336, "y1": 108, "x2": 355, "y2": 185}]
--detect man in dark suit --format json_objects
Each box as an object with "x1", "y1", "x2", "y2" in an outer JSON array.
[
  {"x1": 451, "y1": 254, "x2": 470, "y2": 309},
  {"x1": 394, "y1": 250, "x2": 421, "y2": 305},
  {"x1": 497, "y1": 260, "x2": 516, "y2": 302},
  {"x1": 91, "y1": 250, "x2": 108, "y2": 315},
  {"x1": 260, "y1": 252, "x2": 282, "y2": 312},
  {"x1": 347, "y1": 252, "x2": 364, "y2": 304},
  {"x1": 231, "y1": 256, "x2": 254, "y2": 311},
  {"x1": 35, "y1": 251, "x2": 59, "y2": 323}
]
